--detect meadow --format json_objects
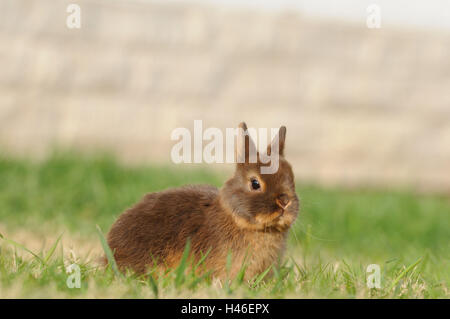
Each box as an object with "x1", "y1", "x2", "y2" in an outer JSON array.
[{"x1": 0, "y1": 152, "x2": 448, "y2": 298}]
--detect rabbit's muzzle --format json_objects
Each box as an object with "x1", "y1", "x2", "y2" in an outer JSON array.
[{"x1": 276, "y1": 193, "x2": 291, "y2": 211}]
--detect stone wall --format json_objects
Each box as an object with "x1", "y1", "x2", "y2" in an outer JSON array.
[{"x1": 1, "y1": 0, "x2": 450, "y2": 192}]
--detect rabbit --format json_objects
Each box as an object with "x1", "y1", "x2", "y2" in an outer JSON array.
[{"x1": 106, "y1": 122, "x2": 299, "y2": 280}]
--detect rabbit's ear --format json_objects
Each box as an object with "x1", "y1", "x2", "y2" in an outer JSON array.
[
  {"x1": 236, "y1": 122, "x2": 257, "y2": 164},
  {"x1": 267, "y1": 126, "x2": 286, "y2": 156}
]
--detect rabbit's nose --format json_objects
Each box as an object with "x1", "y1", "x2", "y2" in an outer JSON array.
[{"x1": 276, "y1": 194, "x2": 291, "y2": 209}]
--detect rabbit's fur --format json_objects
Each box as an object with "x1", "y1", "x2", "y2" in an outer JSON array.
[{"x1": 106, "y1": 123, "x2": 299, "y2": 280}]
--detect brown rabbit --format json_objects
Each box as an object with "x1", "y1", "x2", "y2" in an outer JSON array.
[{"x1": 106, "y1": 122, "x2": 299, "y2": 280}]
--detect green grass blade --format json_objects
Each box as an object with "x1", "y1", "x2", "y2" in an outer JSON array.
[
  {"x1": 43, "y1": 233, "x2": 63, "y2": 264},
  {"x1": 193, "y1": 248, "x2": 211, "y2": 272},
  {"x1": 0, "y1": 232, "x2": 44, "y2": 264},
  {"x1": 175, "y1": 239, "x2": 191, "y2": 288},
  {"x1": 189, "y1": 270, "x2": 213, "y2": 290},
  {"x1": 252, "y1": 265, "x2": 272, "y2": 287},
  {"x1": 234, "y1": 261, "x2": 248, "y2": 285},
  {"x1": 95, "y1": 225, "x2": 122, "y2": 278},
  {"x1": 389, "y1": 257, "x2": 423, "y2": 291},
  {"x1": 148, "y1": 274, "x2": 159, "y2": 298}
]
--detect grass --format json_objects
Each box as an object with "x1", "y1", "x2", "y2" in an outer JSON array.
[{"x1": 0, "y1": 152, "x2": 448, "y2": 298}]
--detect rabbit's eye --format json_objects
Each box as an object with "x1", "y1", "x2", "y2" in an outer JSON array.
[{"x1": 250, "y1": 178, "x2": 261, "y2": 190}]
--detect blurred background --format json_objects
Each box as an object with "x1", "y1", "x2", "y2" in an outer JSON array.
[{"x1": 1, "y1": 0, "x2": 450, "y2": 192}]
